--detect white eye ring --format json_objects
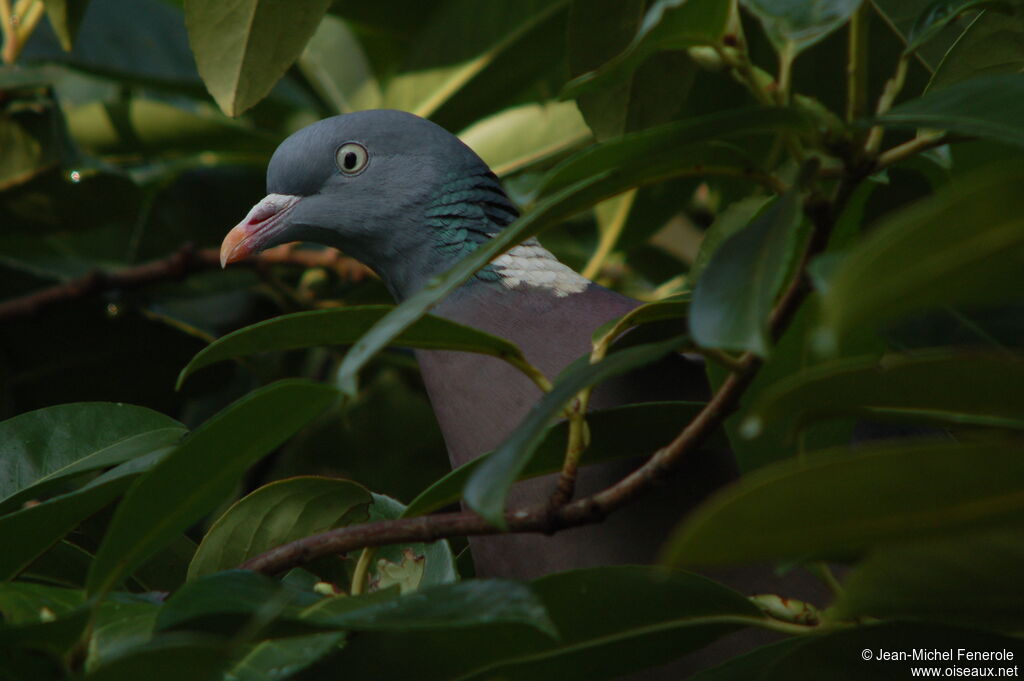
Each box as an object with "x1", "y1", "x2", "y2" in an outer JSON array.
[{"x1": 335, "y1": 142, "x2": 369, "y2": 175}]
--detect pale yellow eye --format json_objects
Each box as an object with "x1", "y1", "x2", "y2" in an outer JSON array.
[{"x1": 335, "y1": 142, "x2": 369, "y2": 175}]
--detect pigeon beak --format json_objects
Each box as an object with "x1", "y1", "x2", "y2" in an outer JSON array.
[{"x1": 220, "y1": 193, "x2": 303, "y2": 267}]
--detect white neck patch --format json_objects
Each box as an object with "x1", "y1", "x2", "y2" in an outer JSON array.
[{"x1": 490, "y1": 238, "x2": 590, "y2": 297}]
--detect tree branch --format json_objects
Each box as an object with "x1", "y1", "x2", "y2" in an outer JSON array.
[
  {"x1": 242, "y1": 182, "x2": 848, "y2": 577},
  {"x1": 0, "y1": 244, "x2": 372, "y2": 322}
]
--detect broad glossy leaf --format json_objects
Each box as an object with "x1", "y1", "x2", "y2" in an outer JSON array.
[
  {"x1": 690, "y1": 192, "x2": 801, "y2": 355},
  {"x1": 297, "y1": 13, "x2": 381, "y2": 113},
  {"x1": 464, "y1": 335, "x2": 686, "y2": 528},
  {"x1": 366, "y1": 494, "x2": 457, "y2": 590},
  {"x1": 562, "y1": 0, "x2": 729, "y2": 98},
  {"x1": 663, "y1": 441, "x2": 1024, "y2": 566},
  {"x1": 86, "y1": 599, "x2": 162, "y2": 672},
  {"x1": 337, "y1": 566, "x2": 763, "y2": 681},
  {"x1": 929, "y1": 8, "x2": 1024, "y2": 89},
  {"x1": 82, "y1": 636, "x2": 228, "y2": 681},
  {"x1": 184, "y1": 0, "x2": 333, "y2": 116},
  {"x1": 0, "y1": 608, "x2": 91, "y2": 655},
  {"x1": 687, "y1": 623, "x2": 1022, "y2": 680},
  {"x1": 405, "y1": 402, "x2": 705, "y2": 517},
  {"x1": 542, "y1": 107, "x2": 808, "y2": 193},
  {"x1": 741, "y1": 0, "x2": 864, "y2": 54},
  {"x1": 87, "y1": 380, "x2": 338, "y2": 597},
  {"x1": 223, "y1": 633, "x2": 344, "y2": 681},
  {"x1": 382, "y1": 0, "x2": 567, "y2": 120},
  {"x1": 304, "y1": 580, "x2": 556, "y2": 636},
  {"x1": 0, "y1": 450, "x2": 169, "y2": 580},
  {"x1": 831, "y1": 526, "x2": 1024, "y2": 628},
  {"x1": 815, "y1": 165, "x2": 1024, "y2": 353},
  {"x1": 0, "y1": 583, "x2": 84, "y2": 623},
  {"x1": 177, "y1": 306, "x2": 529, "y2": 389},
  {"x1": 22, "y1": 541, "x2": 93, "y2": 588},
  {"x1": 880, "y1": 73, "x2": 1024, "y2": 147},
  {"x1": 689, "y1": 195, "x2": 771, "y2": 286},
  {"x1": 41, "y1": 0, "x2": 92, "y2": 51},
  {"x1": 157, "y1": 570, "x2": 321, "y2": 636},
  {"x1": 188, "y1": 477, "x2": 371, "y2": 580},
  {"x1": 0, "y1": 402, "x2": 183, "y2": 511},
  {"x1": 333, "y1": 108, "x2": 806, "y2": 398},
  {"x1": 458, "y1": 102, "x2": 591, "y2": 177},
  {"x1": 741, "y1": 351, "x2": 1024, "y2": 441},
  {"x1": 905, "y1": 0, "x2": 1012, "y2": 54}
]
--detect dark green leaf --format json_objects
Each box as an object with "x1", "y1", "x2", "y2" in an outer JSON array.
[
  {"x1": 880, "y1": 74, "x2": 1024, "y2": 147},
  {"x1": 464, "y1": 335, "x2": 686, "y2": 528},
  {"x1": 0, "y1": 450, "x2": 169, "y2": 580},
  {"x1": 0, "y1": 402, "x2": 184, "y2": 511},
  {"x1": 156, "y1": 570, "x2": 321, "y2": 637},
  {"x1": 741, "y1": 351, "x2": 1024, "y2": 442},
  {"x1": 662, "y1": 441, "x2": 1024, "y2": 566},
  {"x1": 184, "y1": 0, "x2": 333, "y2": 116},
  {"x1": 905, "y1": 0, "x2": 1012, "y2": 54},
  {"x1": 831, "y1": 526, "x2": 1024, "y2": 628},
  {"x1": 690, "y1": 192, "x2": 801, "y2": 355},
  {"x1": 741, "y1": 0, "x2": 864, "y2": 54},
  {"x1": 0, "y1": 583, "x2": 84, "y2": 623},
  {"x1": 541, "y1": 108, "x2": 808, "y2": 193},
  {"x1": 814, "y1": 164, "x2": 1024, "y2": 352},
  {"x1": 689, "y1": 195, "x2": 772, "y2": 285},
  {"x1": 405, "y1": 402, "x2": 707, "y2": 518},
  {"x1": 336, "y1": 566, "x2": 763, "y2": 681},
  {"x1": 177, "y1": 306, "x2": 530, "y2": 390},
  {"x1": 87, "y1": 598, "x2": 162, "y2": 672},
  {"x1": 305, "y1": 580, "x2": 557, "y2": 637},
  {"x1": 188, "y1": 477, "x2": 371, "y2": 580},
  {"x1": 929, "y1": 8, "x2": 1024, "y2": 89},
  {"x1": 0, "y1": 608, "x2": 91, "y2": 656},
  {"x1": 223, "y1": 633, "x2": 344, "y2": 681},
  {"x1": 562, "y1": 0, "x2": 729, "y2": 98},
  {"x1": 366, "y1": 494, "x2": 457, "y2": 590},
  {"x1": 82, "y1": 636, "x2": 228, "y2": 681},
  {"x1": 87, "y1": 380, "x2": 338, "y2": 597},
  {"x1": 297, "y1": 13, "x2": 381, "y2": 114}
]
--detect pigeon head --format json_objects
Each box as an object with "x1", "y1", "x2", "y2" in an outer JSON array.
[{"x1": 220, "y1": 109, "x2": 519, "y2": 299}]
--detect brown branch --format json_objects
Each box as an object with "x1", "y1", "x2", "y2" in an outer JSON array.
[
  {"x1": 0, "y1": 244, "x2": 372, "y2": 322},
  {"x1": 242, "y1": 180, "x2": 849, "y2": 577}
]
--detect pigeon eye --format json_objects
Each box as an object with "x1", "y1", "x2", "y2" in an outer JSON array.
[{"x1": 335, "y1": 142, "x2": 369, "y2": 175}]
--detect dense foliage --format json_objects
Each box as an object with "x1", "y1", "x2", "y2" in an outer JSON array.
[{"x1": 1, "y1": 0, "x2": 1023, "y2": 678}]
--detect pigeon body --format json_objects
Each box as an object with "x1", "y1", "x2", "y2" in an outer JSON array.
[{"x1": 222, "y1": 110, "x2": 729, "y2": 577}]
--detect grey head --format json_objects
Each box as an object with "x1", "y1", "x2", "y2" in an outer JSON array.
[{"x1": 220, "y1": 109, "x2": 519, "y2": 299}]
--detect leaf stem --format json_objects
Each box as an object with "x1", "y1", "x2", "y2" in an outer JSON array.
[
  {"x1": 874, "y1": 131, "x2": 948, "y2": 169},
  {"x1": 864, "y1": 54, "x2": 909, "y2": 155},
  {"x1": 846, "y1": 4, "x2": 869, "y2": 124},
  {"x1": 808, "y1": 561, "x2": 844, "y2": 598},
  {"x1": 350, "y1": 547, "x2": 375, "y2": 595},
  {"x1": 582, "y1": 189, "x2": 636, "y2": 280},
  {"x1": 693, "y1": 346, "x2": 745, "y2": 372},
  {"x1": 505, "y1": 356, "x2": 554, "y2": 395},
  {"x1": 0, "y1": 0, "x2": 14, "y2": 63}
]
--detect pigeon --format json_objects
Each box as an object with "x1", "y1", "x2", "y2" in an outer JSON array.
[{"x1": 219, "y1": 109, "x2": 738, "y2": 578}]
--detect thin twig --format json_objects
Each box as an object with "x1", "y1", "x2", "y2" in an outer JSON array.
[
  {"x1": 864, "y1": 55, "x2": 909, "y2": 155},
  {"x1": 874, "y1": 132, "x2": 949, "y2": 170},
  {"x1": 0, "y1": 244, "x2": 371, "y2": 322},
  {"x1": 845, "y1": 4, "x2": 869, "y2": 124}
]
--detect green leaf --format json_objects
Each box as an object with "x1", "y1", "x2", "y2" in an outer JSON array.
[
  {"x1": 831, "y1": 526, "x2": 1024, "y2": 628},
  {"x1": 188, "y1": 476, "x2": 371, "y2": 580},
  {"x1": 82, "y1": 636, "x2": 228, "y2": 681},
  {"x1": 662, "y1": 441, "x2": 1024, "y2": 566},
  {"x1": 688, "y1": 195, "x2": 772, "y2": 286},
  {"x1": 814, "y1": 164, "x2": 1024, "y2": 353},
  {"x1": 687, "y1": 623, "x2": 1022, "y2": 680},
  {"x1": 297, "y1": 12, "x2": 381, "y2": 114},
  {"x1": 0, "y1": 402, "x2": 184, "y2": 511},
  {"x1": 562, "y1": 0, "x2": 730, "y2": 98},
  {"x1": 336, "y1": 566, "x2": 764, "y2": 681},
  {"x1": 0, "y1": 450, "x2": 170, "y2": 580},
  {"x1": 381, "y1": 0, "x2": 568, "y2": 120},
  {"x1": 305, "y1": 580, "x2": 557, "y2": 637},
  {"x1": 41, "y1": 0, "x2": 92, "y2": 51},
  {"x1": 87, "y1": 380, "x2": 338, "y2": 598},
  {"x1": 458, "y1": 102, "x2": 592, "y2": 177},
  {"x1": 366, "y1": 494, "x2": 457, "y2": 590},
  {"x1": 741, "y1": 351, "x2": 1024, "y2": 441},
  {"x1": 690, "y1": 192, "x2": 802, "y2": 355},
  {"x1": 184, "y1": 0, "x2": 333, "y2": 116},
  {"x1": 880, "y1": 73, "x2": 1024, "y2": 148},
  {"x1": 0, "y1": 608, "x2": 91, "y2": 656},
  {"x1": 464, "y1": 335, "x2": 686, "y2": 528},
  {"x1": 0, "y1": 583, "x2": 84, "y2": 623},
  {"x1": 905, "y1": 0, "x2": 1013, "y2": 54},
  {"x1": 333, "y1": 108, "x2": 805, "y2": 400},
  {"x1": 87, "y1": 598, "x2": 162, "y2": 672},
  {"x1": 177, "y1": 306, "x2": 530, "y2": 390},
  {"x1": 740, "y1": 0, "x2": 864, "y2": 54},
  {"x1": 405, "y1": 402, "x2": 707, "y2": 517},
  {"x1": 222, "y1": 633, "x2": 344, "y2": 681},
  {"x1": 541, "y1": 107, "x2": 808, "y2": 193},
  {"x1": 156, "y1": 570, "x2": 321, "y2": 637},
  {"x1": 929, "y1": 8, "x2": 1024, "y2": 89}
]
